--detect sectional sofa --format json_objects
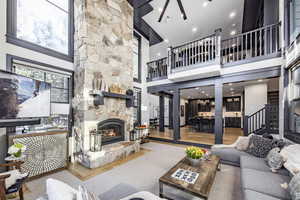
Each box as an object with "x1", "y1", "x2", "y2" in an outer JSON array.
[{"x1": 211, "y1": 146, "x2": 292, "y2": 200}]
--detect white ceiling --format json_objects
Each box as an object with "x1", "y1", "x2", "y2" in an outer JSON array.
[
  {"x1": 179, "y1": 78, "x2": 279, "y2": 99},
  {"x1": 143, "y1": 0, "x2": 245, "y2": 60}
]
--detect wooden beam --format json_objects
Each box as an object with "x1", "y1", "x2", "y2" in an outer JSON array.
[
  {"x1": 159, "y1": 95, "x2": 165, "y2": 132},
  {"x1": 158, "y1": 0, "x2": 170, "y2": 22},
  {"x1": 214, "y1": 81, "x2": 223, "y2": 144},
  {"x1": 173, "y1": 89, "x2": 180, "y2": 140},
  {"x1": 176, "y1": 0, "x2": 187, "y2": 20},
  {"x1": 169, "y1": 98, "x2": 173, "y2": 129}
]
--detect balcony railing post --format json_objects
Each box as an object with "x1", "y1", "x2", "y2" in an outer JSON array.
[
  {"x1": 167, "y1": 46, "x2": 172, "y2": 76},
  {"x1": 214, "y1": 28, "x2": 222, "y2": 65}
]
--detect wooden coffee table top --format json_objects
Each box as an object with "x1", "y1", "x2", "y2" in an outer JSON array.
[{"x1": 159, "y1": 155, "x2": 220, "y2": 199}]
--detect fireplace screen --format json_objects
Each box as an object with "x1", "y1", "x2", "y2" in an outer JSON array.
[{"x1": 97, "y1": 119, "x2": 125, "y2": 145}]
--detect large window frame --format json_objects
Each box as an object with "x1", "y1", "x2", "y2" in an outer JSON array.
[
  {"x1": 284, "y1": 65, "x2": 300, "y2": 143},
  {"x1": 6, "y1": 0, "x2": 74, "y2": 62},
  {"x1": 133, "y1": 87, "x2": 142, "y2": 125},
  {"x1": 6, "y1": 54, "x2": 73, "y2": 104},
  {"x1": 133, "y1": 31, "x2": 142, "y2": 83}
]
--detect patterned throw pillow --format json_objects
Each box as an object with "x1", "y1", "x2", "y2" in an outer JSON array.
[
  {"x1": 266, "y1": 147, "x2": 285, "y2": 171},
  {"x1": 246, "y1": 135, "x2": 273, "y2": 158},
  {"x1": 289, "y1": 173, "x2": 300, "y2": 200},
  {"x1": 77, "y1": 185, "x2": 100, "y2": 200}
]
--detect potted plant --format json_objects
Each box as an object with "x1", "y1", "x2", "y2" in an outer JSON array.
[
  {"x1": 8, "y1": 143, "x2": 26, "y2": 158},
  {"x1": 185, "y1": 146, "x2": 207, "y2": 167}
]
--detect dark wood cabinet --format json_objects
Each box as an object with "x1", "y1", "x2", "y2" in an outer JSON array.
[
  {"x1": 225, "y1": 117, "x2": 241, "y2": 128},
  {"x1": 225, "y1": 97, "x2": 241, "y2": 112}
]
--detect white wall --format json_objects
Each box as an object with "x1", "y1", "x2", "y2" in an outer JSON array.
[
  {"x1": 244, "y1": 83, "x2": 268, "y2": 116},
  {"x1": 0, "y1": 0, "x2": 74, "y2": 169},
  {"x1": 133, "y1": 31, "x2": 150, "y2": 125}
]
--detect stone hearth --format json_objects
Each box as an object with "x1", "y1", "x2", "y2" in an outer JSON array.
[
  {"x1": 72, "y1": 0, "x2": 137, "y2": 168},
  {"x1": 82, "y1": 141, "x2": 140, "y2": 169}
]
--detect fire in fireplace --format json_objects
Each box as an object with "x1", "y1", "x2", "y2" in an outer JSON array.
[{"x1": 97, "y1": 118, "x2": 125, "y2": 145}]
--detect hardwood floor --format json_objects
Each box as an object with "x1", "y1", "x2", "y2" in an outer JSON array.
[{"x1": 149, "y1": 126, "x2": 243, "y2": 145}]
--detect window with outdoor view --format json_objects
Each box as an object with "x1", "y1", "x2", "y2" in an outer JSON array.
[{"x1": 7, "y1": 0, "x2": 73, "y2": 60}]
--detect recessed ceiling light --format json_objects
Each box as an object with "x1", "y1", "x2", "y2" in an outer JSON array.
[
  {"x1": 158, "y1": 7, "x2": 163, "y2": 12},
  {"x1": 230, "y1": 30, "x2": 237, "y2": 36},
  {"x1": 203, "y1": 1, "x2": 209, "y2": 7},
  {"x1": 192, "y1": 27, "x2": 198, "y2": 32},
  {"x1": 157, "y1": 53, "x2": 161, "y2": 56},
  {"x1": 229, "y1": 12, "x2": 236, "y2": 18},
  {"x1": 232, "y1": 23, "x2": 236, "y2": 27},
  {"x1": 164, "y1": 39, "x2": 169, "y2": 43}
]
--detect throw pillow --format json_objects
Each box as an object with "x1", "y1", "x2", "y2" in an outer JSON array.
[
  {"x1": 289, "y1": 172, "x2": 300, "y2": 200},
  {"x1": 77, "y1": 185, "x2": 100, "y2": 200},
  {"x1": 0, "y1": 169, "x2": 28, "y2": 189},
  {"x1": 272, "y1": 139, "x2": 287, "y2": 149},
  {"x1": 281, "y1": 144, "x2": 300, "y2": 175},
  {"x1": 47, "y1": 179, "x2": 77, "y2": 200},
  {"x1": 235, "y1": 136, "x2": 250, "y2": 151},
  {"x1": 246, "y1": 135, "x2": 273, "y2": 158},
  {"x1": 266, "y1": 147, "x2": 285, "y2": 172}
]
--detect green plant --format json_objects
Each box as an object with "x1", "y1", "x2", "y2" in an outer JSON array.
[{"x1": 185, "y1": 146, "x2": 206, "y2": 159}]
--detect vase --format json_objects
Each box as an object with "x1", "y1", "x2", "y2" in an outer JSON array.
[{"x1": 188, "y1": 157, "x2": 201, "y2": 167}]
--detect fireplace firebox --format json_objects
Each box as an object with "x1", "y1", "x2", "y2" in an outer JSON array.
[{"x1": 97, "y1": 118, "x2": 125, "y2": 145}]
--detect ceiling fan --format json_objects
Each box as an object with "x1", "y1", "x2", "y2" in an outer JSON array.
[{"x1": 158, "y1": 0, "x2": 212, "y2": 22}]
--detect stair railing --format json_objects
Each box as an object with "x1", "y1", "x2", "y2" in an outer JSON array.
[{"x1": 243, "y1": 104, "x2": 279, "y2": 136}]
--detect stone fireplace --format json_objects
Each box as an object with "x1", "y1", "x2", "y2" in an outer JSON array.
[
  {"x1": 98, "y1": 118, "x2": 125, "y2": 145},
  {"x1": 72, "y1": 0, "x2": 139, "y2": 168}
]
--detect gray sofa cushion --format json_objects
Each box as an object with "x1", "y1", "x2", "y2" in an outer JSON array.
[
  {"x1": 241, "y1": 168, "x2": 291, "y2": 200},
  {"x1": 240, "y1": 155, "x2": 290, "y2": 176},
  {"x1": 244, "y1": 189, "x2": 282, "y2": 200},
  {"x1": 211, "y1": 147, "x2": 250, "y2": 166}
]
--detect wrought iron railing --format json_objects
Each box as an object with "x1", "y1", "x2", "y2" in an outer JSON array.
[
  {"x1": 147, "y1": 57, "x2": 168, "y2": 81},
  {"x1": 221, "y1": 23, "x2": 281, "y2": 65},
  {"x1": 169, "y1": 33, "x2": 220, "y2": 71}
]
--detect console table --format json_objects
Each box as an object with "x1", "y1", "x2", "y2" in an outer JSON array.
[{"x1": 8, "y1": 130, "x2": 68, "y2": 179}]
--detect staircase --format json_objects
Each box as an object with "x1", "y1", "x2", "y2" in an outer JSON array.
[{"x1": 243, "y1": 104, "x2": 279, "y2": 136}]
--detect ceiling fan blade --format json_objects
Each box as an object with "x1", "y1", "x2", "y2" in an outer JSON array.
[
  {"x1": 176, "y1": 0, "x2": 187, "y2": 20},
  {"x1": 158, "y1": 0, "x2": 170, "y2": 22}
]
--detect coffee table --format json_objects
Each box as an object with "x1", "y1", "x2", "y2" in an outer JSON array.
[{"x1": 159, "y1": 155, "x2": 220, "y2": 200}]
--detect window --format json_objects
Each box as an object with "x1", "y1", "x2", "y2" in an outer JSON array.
[
  {"x1": 12, "y1": 62, "x2": 70, "y2": 103},
  {"x1": 289, "y1": 0, "x2": 300, "y2": 42},
  {"x1": 7, "y1": 0, "x2": 73, "y2": 61},
  {"x1": 133, "y1": 32, "x2": 141, "y2": 83},
  {"x1": 133, "y1": 87, "x2": 142, "y2": 125},
  {"x1": 289, "y1": 67, "x2": 300, "y2": 134}
]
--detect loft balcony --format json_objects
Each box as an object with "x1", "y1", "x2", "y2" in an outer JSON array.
[{"x1": 147, "y1": 23, "x2": 282, "y2": 83}]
